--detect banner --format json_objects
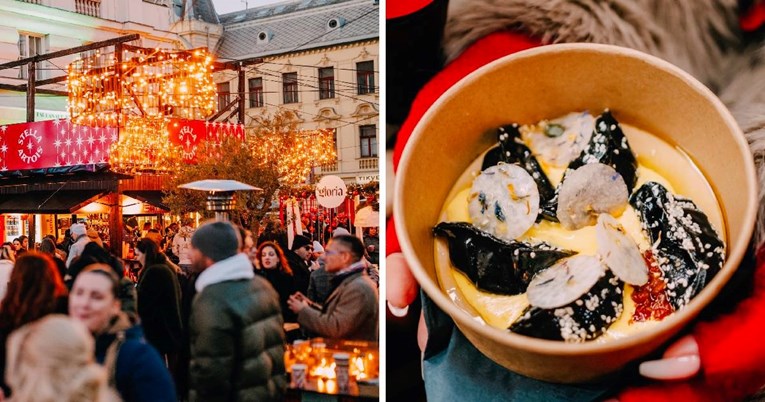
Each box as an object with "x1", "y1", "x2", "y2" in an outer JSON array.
[
  {"x1": 0, "y1": 119, "x2": 246, "y2": 171},
  {"x1": 167, "y1": 119, "x2": 246, "y2": 163},
  {"x1": 0, "y1": 119, "x2": 118, "y2": 171}
]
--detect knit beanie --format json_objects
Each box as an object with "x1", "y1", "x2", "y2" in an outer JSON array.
[
  {"x1": 312, "y1": 241, "x2": 324, "y2": 253},
  {"x1": 191, "y1": 220, "x2": 240, "y2": 262},
  {"x1": 333, "y1": 227, "x2": 350, "y2": 237},
  {"x1": 291, "y1": 234, "x2": 311, "y2": 251},
  {"x1": 70, "y1": 223, "x2": 87, "y2": 238}
]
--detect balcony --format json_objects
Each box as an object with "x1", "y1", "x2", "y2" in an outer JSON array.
[
  {"x1": 359, "y1": 158, "x2": 377, "y2": 170},
  {"x1": 76, "y1": 0, "x2": 100, "y2": 17},
  {"x1": 318, "y1": 161, "x2": 338, "y2": 173}
]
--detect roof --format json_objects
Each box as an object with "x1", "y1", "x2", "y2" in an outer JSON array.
[
  {"x1": 0, "y1": 190, "x2": 105, "y2": 214},
  {"x1": 176, "y1": 0, "x2": 220, "y2": 24},
  {"x1": 217, "y1": 0, "x2": 378, "y2": 60}
]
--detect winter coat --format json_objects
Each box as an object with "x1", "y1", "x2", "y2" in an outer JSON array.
[
  {"x1": 298, "y1": 269, "x2": 378, "y2": 341},
  {"x1": 172, "y1": 226, "x2": 195, "y2": 266},
  {"x1": 65, "y1": 235, "x2": 91, "y2": 267},
  {"x1": 307, "y1": 266, "x2": 334, "y2": 305},
  {"x1": 189, "y1": 253, "x2": 286, "y2": 402},
  {"x1": 364, "y1": 235, "x2": 380, "y2": 264},
  {"x1": 283, "y1": 249, "x2": 311, "y2": 295},
  {"x1": 256, "y1": 267, "x2": 298, "y2": 323},
  {"x1": 94, "y1": 313, "x2": 176, "y2": 402},
  {"x1": 0, "y1": 259, "x2": 13, "y2": 301},
  {"x1": 136, "y1": 262, "x2": 183, "y2": 355}
]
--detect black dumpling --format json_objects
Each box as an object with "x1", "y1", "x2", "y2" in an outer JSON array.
[
  {"x1": 433, "y1": 222, "x2": 576, "y2": 295},
  {"x1": 509, "y1": 271, "x2": 624, "y2": 342},
  {"x1": 567, "y1": 110, "x2": 638, "y2": 193},
  {"x1": 630, "y1": 182, "x2": 725, "y2": 309}
]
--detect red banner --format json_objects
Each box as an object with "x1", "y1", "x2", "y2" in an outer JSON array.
[
  {"x1": 167, "y1": 119, "x2": 246, "y2": 163},
  {"x1": 0, "y1": 119, "x2": 245, "y2": 171},
  {"x1": 0, "y1": 119, "x2": 118, "y2": 171}
]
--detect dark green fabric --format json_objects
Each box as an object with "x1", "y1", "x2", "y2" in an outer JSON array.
[
  {"x1": 421, "y1": 291, "x2": 618, "y2": 402},
  {"x1": 189, "y1": 277, "x2": 287, "y2": 402}
]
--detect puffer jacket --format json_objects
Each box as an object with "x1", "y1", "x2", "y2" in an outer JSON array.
[{"x1": 189, "y1": 255, "x2": 286, "y2": 402}]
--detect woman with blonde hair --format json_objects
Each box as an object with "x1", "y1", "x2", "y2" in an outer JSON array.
[
  {"x1": 70, "y1": 264, "x2": 175, "y2": 402},
  {"x1": 5, "y1": 315, "x2": 118, "y2": 402}
]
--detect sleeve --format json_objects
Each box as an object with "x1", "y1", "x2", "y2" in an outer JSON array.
[
  {"x1": 297, "y1": 281, "x2": 374, "y2": 338},
  {"x1": 307, "y1": 270, "x2": 318, "y2": 301},
  {"x1": 188, "y1": 295, "x2": 236, "y2": 402},
  {"x1": 136, "y1": 268, "x2": 160, "y2": 326},
  {"x1": 618, "y1": 248, "x2": 765, "y2": 402},
  {"x1": 65, "y1": 242, "x2": 79, "y2": 267},
  {"x1": 136, "y1": 266, "x2": 177, "y2": 348},
  {"x1": 172, "y1": 236, "x2": 181, "y2": 257},
  {"x1": 120, "y1": 342, "x2": 177, "y2": 402}
]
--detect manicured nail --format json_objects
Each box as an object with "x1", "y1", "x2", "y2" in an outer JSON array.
[{"x1": 639, "y1": 355, "x2": 700, "y2": 380}]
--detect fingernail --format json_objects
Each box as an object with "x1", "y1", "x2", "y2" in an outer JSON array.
[
  {"x1": 639, "y1": 355, "x2": 700, "y2": 380},
  {"x1": 663, "y1": 335, "x2": 699, "y2": 358}
]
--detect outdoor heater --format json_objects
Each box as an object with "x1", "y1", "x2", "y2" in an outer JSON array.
[{"x1": 178, "y1": 179, "x2": 261, "y2": 221}]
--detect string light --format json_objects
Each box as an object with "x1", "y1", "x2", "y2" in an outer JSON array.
[
  {"x1": 251, "y1": 127, "x2": 337, "y2": 185},
  {"x1": 67, "y1": 46, "x2": 217, "y2": 173}
]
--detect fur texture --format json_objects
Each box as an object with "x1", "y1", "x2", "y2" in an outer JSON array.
[{"x1": 443, "y1": 0, "x2": 765, "y2": 243}]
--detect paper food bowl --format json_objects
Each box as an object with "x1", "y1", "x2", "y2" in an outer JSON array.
[{"x1": 393, "y1": 43, "x2": 757, "y2": 383}]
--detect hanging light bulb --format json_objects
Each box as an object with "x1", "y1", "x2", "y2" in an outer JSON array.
[{"x1": 67, "y1": 46, "x2": 218, "y2": 173}]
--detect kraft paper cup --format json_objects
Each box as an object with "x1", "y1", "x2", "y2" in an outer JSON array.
[{"x1": 393, "y1": 43, "x2": 757, "y2": 383}]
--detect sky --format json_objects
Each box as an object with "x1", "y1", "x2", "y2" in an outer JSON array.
[{"x1": 212, "y1": 0, "x2": 287, "y2": 15}]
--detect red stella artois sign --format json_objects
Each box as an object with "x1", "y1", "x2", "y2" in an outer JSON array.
[
  {"x1": 0, "y1": 119, "x2": 245, "y2": 171},
  {"x1": 166, "y1": 119, "x2": 246, "y2": 163}
]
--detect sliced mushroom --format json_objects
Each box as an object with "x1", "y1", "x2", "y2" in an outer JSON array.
[
  {"x1": 526, "y1": 255, "x2": 607, "y2": 309},
  {"x1": 520, "y1": 111, "x2": 595, "y2": 168},
  {"x1": 556, "y1": 163, "x2": 628, "y2": 230},
  {"x1": 596, "y1": 213, "x2": 648, "y2": 285},
  {"x1": 468, "y1": 163, "x2": 540, "y2": 241}
]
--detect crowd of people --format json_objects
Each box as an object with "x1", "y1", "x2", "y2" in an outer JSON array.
[{"x1": 0, "y1": 217, "x2": 379, "y2": 401}]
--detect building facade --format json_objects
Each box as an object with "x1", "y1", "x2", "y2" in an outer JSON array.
[
  {"x1": 0, "y1": 0, "x2": 379, "y2": 246},
  {"x1": 0, "y1": 0, "x2": 380, "y2": 183},
  {"x1": 213, "y1": 0, "x2": 380, "y2": 185}
]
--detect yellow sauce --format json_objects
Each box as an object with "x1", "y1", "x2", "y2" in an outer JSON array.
[{"x1": 435, "y1": 123, "x2": 725, "y2": 340}]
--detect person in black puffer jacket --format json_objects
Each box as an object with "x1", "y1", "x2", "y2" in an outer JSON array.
[{"x1": 189, "y1": 220, "x2": 286, "y2": 402}]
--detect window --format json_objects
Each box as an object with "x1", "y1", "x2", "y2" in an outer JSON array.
[
  {"x1": 318, "y1": 67, "x2": 335, "y2": 99},
  {"x1": 248, "y1": 77, "x2": 263, "y2": 108},
  {"x1": 217, "y1": 82, "x2": 230, "y2": 112},
  {"x1": 283, "y1": 72, "x2": 298, "y2": 104},
  {"x1": 18, "y1": 33, "x2": 45, "y2": 80},
  {"x1": 359, "y1": 125, "x2": 377, "y2": 158},
  {"x1": 329, "y1": 128, "x2": 338, "y2": 153},
  {"x1": 356, "y1": 61, "x2": 374, "y2": 95}
]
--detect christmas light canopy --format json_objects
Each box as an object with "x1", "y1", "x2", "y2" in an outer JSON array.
[{"x1": 67, "y1": 45, "x2": 218, "y2": 173}]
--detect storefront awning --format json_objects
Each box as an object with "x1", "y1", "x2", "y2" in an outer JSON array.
[
  {"x1": 0, "y1": 190, "x2": 106, "y2": 214},
  {"x1": 122, "y1": 190, "x2": 169, "y2": 212}
]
